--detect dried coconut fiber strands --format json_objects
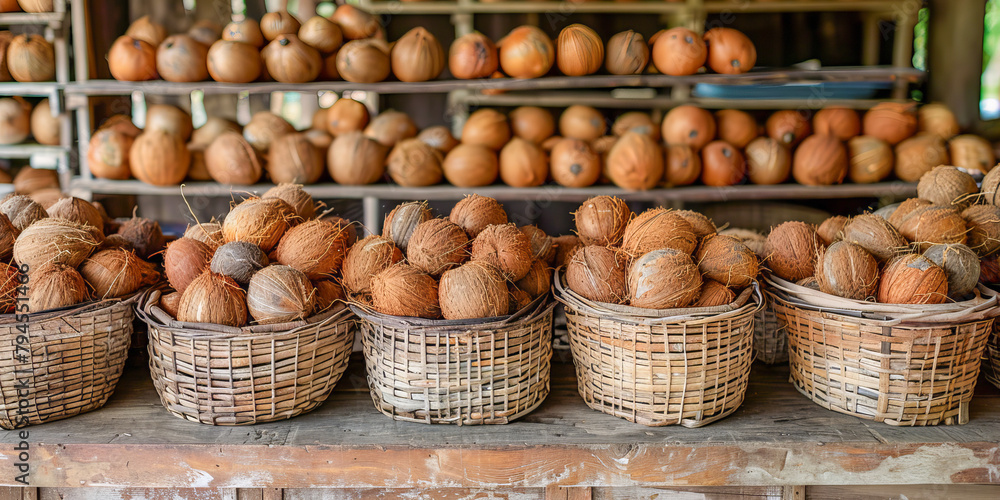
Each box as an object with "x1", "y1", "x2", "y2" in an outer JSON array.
[
  {"x1": 766, "y1": 275, "x2": 999, "y2": 426},
  {"x1": 0, "y1": 296, "x2": 138, "y2": 429},
  {"x1": 351, "y1": 295, "x2": 554, "y2": 425},
  {"x1": 554, "y1": 270, "x2": 762, "y2": 427},
  {"x1": 138, "y1": 289, "x2": 355, "y2": 425}
]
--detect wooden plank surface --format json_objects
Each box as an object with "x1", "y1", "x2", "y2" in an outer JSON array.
[{"x1": 2, "y1": 357, "x2": 1000, "y2": 489}]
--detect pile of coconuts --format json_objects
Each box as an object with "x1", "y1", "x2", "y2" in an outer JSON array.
[
  {"x1": 348, "y1": 195, "x2": 568, "y2": 320},
  {"x1": 161, "y1": 184, "x2": 355, "y2": 327},
  {"x1": 564, "y1": 196, "x2": 758, "y2": 309},
  {"x1": 760, "y1": 164, "x2": 1000, "y2": 304},
  {"x1": 0, "y1": 193, "x2": 161, "y2": 314}
]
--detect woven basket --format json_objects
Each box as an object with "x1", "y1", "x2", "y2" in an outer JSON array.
[
  {"x1": 352, "y1": 297, "x2": 554, "y2": 425},
  {"x1": 554, "y1": 271, "x2": 762, "y2": 427},
  {"x1": 138, "y1": 290, "x2": 355, "y2": 425},
  {"x1": 0, "y1": 297, "x2": 136, "y2": 429},
  {"x1": 983, "y1": 325, "x2": 1000, "y2": 390},
  {"x1": 754, "y1": 282, "x2": 786, "y2": 364},
  {"x1": 767, "y1": 276, "x2": 999, "y2": 426}
]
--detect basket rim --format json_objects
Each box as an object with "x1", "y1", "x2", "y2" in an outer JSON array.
[
  {"x1": 350, "y1": 293, "x2": 554, "y2": 331},
  {"x1": 136, "y1": 288, "x2": 353, "y2": 339},
  {"x1": 0, "y1": 290, "x2": 142, "y2": 326}
]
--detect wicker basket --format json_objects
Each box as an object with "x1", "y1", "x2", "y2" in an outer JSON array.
[
  {"x1": 0, "y1": 297, "x2": 136, "y2": 429},
  {"x1": 352, "y1": 297, "x2": 554, "y2": 425},
  {"x1": 138, "y1": 290, "x2": 355, "y2": 425},
  {"x1": 767, "y1": 276, "x2": 999, "y2": 426},
  {"x1": 982, "y1": 325, "x2": 1000, "y2": 390},
  {"x1": 554, "y1": 271, "x2": 762, "y2": 427},
  {"x1": 754, "y1": 282, "x2": 786, "y2": 364}
]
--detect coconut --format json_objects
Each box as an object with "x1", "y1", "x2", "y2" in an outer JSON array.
[
  {"x1": 417, "y1": 126, "x2": 459, "y2": 154},
  {"x1": 275, "y1": 219, "x2": 352, "y2": 279},
  {"x1": 897, "y1": 205, "x2": 968, "y2": 250},
  {"x1": 0, "y1": 213, "x2": 16, "y2": 261},
  {"x1": 695, "y1": 234, "x2": 759, "y2": 288},
  {"x1": 46, "y1": 197, "x2": 103, "y2": 230},
  {"x1": 605, "y1": 131, "x2": 664, "y2": 191},
  {"x1": 627, "y1": 248, "x2": 703, "y2": 309},
  {"x1": 693, "y1": 280, "x2": 736, "y2": 307},
  {"x1": 949, "y1": 134, "x2": 995, "y2": 175},
  {"x1": 246, "y1": 265, "x2": 316, "y2": 325},
  {"x1": 982, "y1": 255, "x2": 1000, "y2": 285},
  {"x1": 210, "y1": 241, "x2": 269, "y2": 285},
  {"x1": 461, "y1": 108, "x2": 510, "y2": 150},
  {"x1": 815, "y1": 241, "x2": 879, "y2": 300},
  {"x1": 553, "y1": 235, "x2": 581, "y2": 268},
  {"x1": 91, "y1": 201, "x2": 117, "y2": 235},
  {"x1": 877, "y1": 254, "x2": 948, "y2": 304},
  {"x1": 223, "y1": 197, "x2": 296, "y2": 252},
  {"x1": 923, "y1": 243, "x2": 980, "y2": 299},
  {"x1": 574, "y1": 196, "x2": 631, "y2": 246},
  {"x1": 205, "y1": 131, "x2": 263, "y2": 185},
  {"x1": 96, "y1": 233, "x2": 134, "y2": 252},
  {"x1": 519, "y1": 225, "x2": 556, "y2": 264},
  {"x1": 887, "y1": 198, "x2": 933, "y2": 229},
  {"x1": 262, "y1": 183, "x2": 315, "y2": 220},
  {"x1": 565, "y1": 245, "x2": 627, "y2": 303},
  {"x1": 438, "y1": 261, "x2": 508, "y2": 320},
  {"x1": 184, "y1": 221, "x2": 224, "y2": 251},
  {"x1": 508, "y1": 285, "x2": 533, "y2": 315},
  {"x1": 371, "y1": 263, "x2": 440, "y2": 319},
  {"x1": 515, "y1": 260, "x2": 551, "y2": 298},
  {"x1": 916, "y1": 166, "x2": 977, "y2": 208},
  {"x1": 27, "y1": 262, "x2": 89, "y2": 312},
  {"x1": 383, "y1": 201, "x2": 432, "y2": 250},
  {"x1": 876, "y1": 203, "x2": 900, "y2": 220},
  {"x1": 982, "y1": 164, "x2": 1000, "y2": 206},
  {"x1": 386, "y1": 138, "x2": 443, "y2": 187},
  {"x1": 13, "y1": 167, "x2": 58, "y2": 194},
  {"x1": 406, "y1": 218, "x2": 469, "y2": 276},
  {"x1": 621, "y1": 208, "x2": 697, "y2": 257},
  {"x1": 30, "y1": 188, "x2": 64, "y2": 211},
  {"x1": 765, "y1": 221, "x2": 821, "y2": 282},
  {"x1": 322, "y1": 215, "x2": 358, "y2": 247},
  {"x1": 675, "y1": 210, "x2": 716, "y2": 240},
  {"x1": 816, "y1": 216, "x2": 848, "y2": 247},
  {"x1": 0, "y1": 263, "x2": 16, "y2": 313},
  {"x1": 267, "y1": 133, "x2": 324, "y2": 185},
  {"x1": 0, "y1": 194, "x2": 46, "y2": 231},
  {"x1": 160, "y1": 292, "x2": 181, "y2": 318},
  {"x1": 341, "y1": 235, "x2": 404, "y2": 295},
  {"x1": 470, "y1": 223, "x2": 533, "y2": 280},
  {"x1": 449, "y1": 194, "x2": 507, "y2": 238},
  {"x1": 177, "y1": 272, "x2": 248, "y2": 326},
  {"x1": 364, "y1": 110, "x2": 418, "y2": 147},
  {"x1": 312, "y1": 279, "x2": 345, "y2": 313},
  {"x1": 117, "y1": 215, "x2": 165, "y2": 259},
  {"x1": 961, "y1": 204, "x2": 1000, "y2": 256},
  {"x1": 79, "y1": 248, "x2": 159, "y2": 299},
  {"x1": 841, "y1": 214, "x2": 908, "y2": 262},
  {"x1": 14, "y1": 218, "x2": 98, "y2": 269},
  {"x1": 719, "y1": 228, "x2": 767, "y2": 259},
  {"x1": 894, "y1": 134, "x2": 950, "y2": 182},
  {"x1": 163, "y1": 237, "x2": 212, "y2": 294}
]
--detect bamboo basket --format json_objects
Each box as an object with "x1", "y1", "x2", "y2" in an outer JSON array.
[
  {"x1": 754, "y1": 282, "x2": 786, "y2": 364},
  {"x1": 138, "y1": 289, "x2": 355, "y2": 425},
  {"x1": 983, "y1": 325, "x2": 1000, "y2": 390},
  {"x1": 554, "y1": 271, "x2": 762, "y2": 427},
  {"x1": 767, "y1": 276, "x2": 999, "y2": 426},
  {"x1": 352, "y1": 296, "x2": 554, "y2": 425},
  {"x1": 0, "y1": 297, "x2": 137, "y2": 429}
]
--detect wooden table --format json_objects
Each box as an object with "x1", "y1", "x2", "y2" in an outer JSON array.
[{"x1": 2, "y1": 355, "x2": 1000, "y2": 499}]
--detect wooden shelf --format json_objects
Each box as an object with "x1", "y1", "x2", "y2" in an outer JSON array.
[
  {"x1": 0, "y1": 143, "x2": 69, "y2": 160},
  {"x1": 63, "y1": 67, "x2": 924, "y2": 97},
  {"x1": 2, "y1": 357, "x2": 997, "y2": 489},
  {"x1": 70, "y1": 178, "x2": 918, "y2": 203},
  {"x1": 355, "y1": 0, "x2": 911, "y2": 15},
  {"x1": 456, "y1": 90, "x2": 912, "y2": 109}
]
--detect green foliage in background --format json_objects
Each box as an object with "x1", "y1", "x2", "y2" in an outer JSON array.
[{"x1": 984, "y1": 0, "x2": 1000, "y2": 106}]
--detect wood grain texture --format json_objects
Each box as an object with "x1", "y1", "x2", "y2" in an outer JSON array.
[{"x1": 1, "y1": 360, "x2": 999, "y2": 488}]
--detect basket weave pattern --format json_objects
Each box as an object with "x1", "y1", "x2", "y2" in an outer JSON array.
[
  {"x1": 754, "y1": 305, "x2": 786, "y2": 364},
  {"x1": 355, "y1": 302, "x2": 554, "y2": 425},
  {"x1": 141, "y1": 292, "x2": 355, "y2": 425},
  {"x1": 0, "y1": 299, "x2": 134, "y2": 429},
  {"x1": 769, "y1": 292, "x2": 993, "y2": 426},
  {"x1": 983, "y1": 323, "x2": 1000, "y2": 390}
]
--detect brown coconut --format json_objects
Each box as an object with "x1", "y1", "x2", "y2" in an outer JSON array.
[
  {"x1": 982, "y1": 165, "x2": 1000, "y2": 206},
  {"x1": 383, "y1": 201, "x2": 432, "y2": 251},
  {"x1": 877, "y1": 254, "x2": 948, "y2": 304},
  {"x1": 792, "y1": 134, "x2": 848, "y2": 186},
  {"x1": 387, "y1": 138, "x2": 443, "y2": 187},
  {"x1": 847, "y1": 135, "x2": 894, "y2": 184},
  {"x1": 246, "y1": 265, "x2": 316, "y2": 325},
  {"x1": 13, "y1": 167, "x2": 58, "y2": 194},
  {"x1": 606, "y1": 132, "x2": 664, "y2": 191},
  {"x1": 962, "y1": 204, "x2": 1000, "y2": 256},
  {"x1": 627, "y1": 248, "x2": 703, "y2": 309},
  {"x1": 0, "y1": 263, "x2": 16, "y2": 313},
  {"x1": 403, "y1": 218, "x2": 468, "y2": 276},
  {"x1": 982, "y1": 254, "x2": 1000, "y2": 285},
  {"x1": 438, "y1": 261, "x2": 508, "y2": 320},
  {"x1": 923, "y1": 243, "x2": 980, "y2": 299},
  {"x1": 275, "y1": 219, "x2": 352, "y2": 279},
  {"x1": 553, "y1": 235, "x2": 581, "y2": 268},
  {"x1": 719, "y1": 228, "x2": 767, "y2": 260},
  {"x1": 894, "y1": 134, "x2": 950, "y2": 182},
  {"x1": 675, "y1": 210, "x2": 717, "y2": 241},
  {"x1": 695, "y1": 234, "x2": 759, "y2": 288},
  {"x1": 268, "y1": 133, "x2": 324, "y2": 184},
  {"x1": 565, "y1": 245, "x2": 626, "y2": 303},
  {"x1": 210, "y1": 241, "x2": 269, "y2": 285},
  {"x1": 897, "y1": 205, "x2": 968, "y2": 250},
  {"x1": 163, "y1": 237, "x2": 212, "y2": 294},
  {"x1": 842, "y1": 214, "x2": 909, "y2": 262},
  {"x1": 765, "y1": 221, "x2": 821, "y2": 282},
  {"x1": 14, "y1": 218, "x2": 98, "y2": 269},
  {"x1": 508, "y1": 285, "x2": 533, "y2": 315},
  {"x1": 46, "y1": 197, "x2": 103, "y2": 230},
  {"x1": 461, "y1": 108, "x2": 510, "y2": 150},
  {"x1": 515, "y1": 260, "x2": 551, "y2": 298},
  {"x1": 499, "y1": 137, "x2": 548, "y2": 188},
  {"x1": 450, "y1": 194, "x2": 507, "y2": 238},
  {"x1": 949, "y1": 134, "x2": 995, "y2": 175},
  {"x1": 0, "y1": 213, "x2": 17, "y2": 261},
  {"x1": 117, "y1": 215, "x2": 165, "y2": 259},
  {"x1": 470, "y1": 223, "x2": 533, "y2": 281},
  {"x1": 919, "y1": 103, "x2": 960, "y2": 139},
  {"x1": 323, "y1": 215, "x2": 358, "y2": 248},
  {"x1": 693, "y1": 280, "x2": 736, "y2": 308},
  {"x1": 79, "y1": 248, "x2": 159, "y2": 299},
  {"x1": 97, "y1": 234, "x2": 134, "y2": 252},
  {"x1": 341, "y1": 235, "x2": 404, "y2": 295},
  {"x1": 160, "y1": 292, "x2": 181, "y2": 318},
  {"x1": 184, "y1": 221, "x2": 224, "y2": 251},
  {"x1": 815, "y1": 241, "x2": 879, "y2": 300},
  {"x1": 817, "y1": 215, "x2": 848, "y2": 246},
  {"x1": 887, "y1": 198, "x2": 933, "y2": 229},
  {"x1": 327, "y1": 131, "x2": 388, "y2": 185},
  {"x1": 262, "y1": 184, "x2": 315, "y2": 220},
  {"x1": 205, "y1": 131, "x2": 262, "y2": 185},
  {"x1": 222, "y1": 197, "x2": 296, "y2": 252},
  {"x1": 177, "y1": 272, "x2": 248, "y2": 326},
  {"x1": 312, "y1": 279, "x2": 345, "y2": 313},
  {"x1": 621, "y1": 208, "x2": 698, "y2": 257},
  {"x1": 863, "y1": 102, "x2": 917, "y2": 145},
  {"x1": 917, "y1": 166, "x2": 977, "y2": 208},
  {"x1": 27, "y1": 262, "x2": 89, "y2": 312},
  {"x1": 0, "y1": 194, "x2": 47, "y2": 231},
  {"x1": 574, "y1": 196, "x2": 631, "y2": 246},
  {"x1": 370, "y1": 263, "x2": 440, "y2": 319}
]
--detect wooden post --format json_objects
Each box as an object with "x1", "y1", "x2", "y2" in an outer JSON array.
[{"x1": 927, "y1": 0, "x2": 985, "y2": 131}]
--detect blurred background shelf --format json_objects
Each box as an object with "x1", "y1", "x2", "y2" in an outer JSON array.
[{"x1": 355, "y1": 0, "x2": 912, "y2": 15}]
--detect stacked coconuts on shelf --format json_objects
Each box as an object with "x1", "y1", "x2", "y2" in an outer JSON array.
[
  {"x1": 564, "y1": 196, "x2": 758, "y2": 309},
  {"x1": 762, "y1": 164, "x2": 1000, "y2": 304},
  {"x1": 0, "y1": 96, "x2": 61, "y2": 147},
  {"x1": 160, "y1": 184, "x2": 353, "y2": 326},
  {"x1": 0, "y1": 193, "x2": 161, "y2": 314},
  {"x1": 348, "y1": 195, "x2": 556, "y2": 320}
]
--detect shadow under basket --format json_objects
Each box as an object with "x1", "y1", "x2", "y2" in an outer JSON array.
[
  {"x1": 351, "y1": 297, "x2": 554, "y2": 425},
  {"x1": 554, "y1": 271, "x2": 762, "y2": 428},
  {"x1": 138, "y1": 290, "x2": 356, "y2": 425},
  {"x1": 0, "y1": 297, "x2": 137, "y2": 429},
  {"x1": 766, "y1": 277, "x2": 999, "y2": 426}
]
